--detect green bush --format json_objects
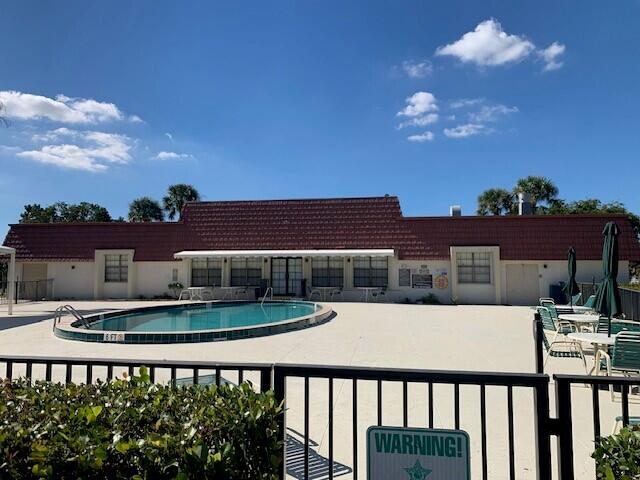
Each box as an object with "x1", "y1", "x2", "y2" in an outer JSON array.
[
  {"x1": 0, "y1": 368, "x2": 282, "y2": 479},
  {"x1": 421, "y1": 293, "x2": 441, "y2": 305},
  {"x1": 593, "y1": 426, "x2": 640, "y2": 480}
]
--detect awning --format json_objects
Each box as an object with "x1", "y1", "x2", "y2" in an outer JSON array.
[{"x1": 174, "y1": 249, "x2": 395, "y2": 259}]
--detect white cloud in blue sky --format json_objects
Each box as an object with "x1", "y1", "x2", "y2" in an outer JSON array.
[
  {"x1": 401, "y1": 60, "x2": 433, "y2": 78},
  {"x1": 435, "y1": 19, "x2": 565, "y2": 72}
]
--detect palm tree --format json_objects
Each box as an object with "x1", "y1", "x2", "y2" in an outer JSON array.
[
  {"x1": 514, "y1": 176, "x2": 559, "y2": 213},
  {"x1": 162, "y1": 184, "x2": 200, "y2": 220},
  {"x1": 477, "y1": 188, "x2": 515, "y2": 215},
  {"x1": 128, "y1": 197, "x2": 164, "y2": 222}
]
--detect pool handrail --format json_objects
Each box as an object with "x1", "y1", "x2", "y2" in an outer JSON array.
[
  {"x1": 260, "y1": 287, "x2": 273, "y2": 305},
  {"x1": 53, "y1": 304, "x2": 89, "y2": 331}
]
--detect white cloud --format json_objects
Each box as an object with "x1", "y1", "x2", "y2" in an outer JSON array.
[
  {"x1": 539, "y1": 42, "x2": 566, "y2": 71},
  {"x1": 450, "y1": 98, "x2": 484, "y2": 109},
  {"x1": 397, "y1": 113, "x2": 439, "y2": 129},
  {"x1": 444, "y1": 123, "x2": 493, "y2": 138},
  {"x1": 397, "y1": 92, "x2": 438, "y2": 118},
  {"x1": 468, "y1": 104, "x2": 518, "y2": 122},
  {"x1": 128, "y1": 114, "x2": 144, "y2": 123},
  {"x1": 407, "y1": 131, "x2": 435, "y2": 142},
  {"x1": 153, "y1": 150, "x2": 191, "y2": 160},
  {"x1": 402, "y1": 60, "x2": 433, "y2": 78},
  {"x1": 0, "y1": 90, "x2": 136, "y2": 124},
  {"x1": 17, "y1": 128, "x2": 132, "y2": 172},
  {"x1": 436, "y1": 19, "x2": 535, "y2": 67},
  {"x1": 164, "y1": 132, "x2": 173, "y2": 141}
]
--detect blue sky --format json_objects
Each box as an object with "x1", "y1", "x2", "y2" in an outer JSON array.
[{"x1": 1, "y1": 1, "x2": 639, "y2": 235}]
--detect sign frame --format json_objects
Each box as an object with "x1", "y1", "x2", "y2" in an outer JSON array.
[{"x1": 366, "y1": 426, "x2": 471, "y2": 480}]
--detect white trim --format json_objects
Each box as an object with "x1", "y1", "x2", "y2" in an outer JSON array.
[{"x1": 174, "y1": 249, "x2": 395, "y2": 259}]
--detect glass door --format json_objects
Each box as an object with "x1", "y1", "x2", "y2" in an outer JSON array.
[
  {"x1": 271, "y1": 257, "x2": 303, "y2": 296},
  {"x1": 271, "y1": 258, "x2": 287, "y2": 295}
]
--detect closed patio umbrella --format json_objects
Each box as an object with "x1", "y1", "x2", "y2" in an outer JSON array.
[
  {"x1": 562, "y1": 246, "x2": 580, "y2": 307},
  {"x1": 594, "y1": 222, "x2": 623, "y2": 336}
]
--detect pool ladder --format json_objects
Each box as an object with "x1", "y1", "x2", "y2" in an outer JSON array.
[
  {"x1": 53, "y1": 304, "x2": 88, "y2": 331},
  {"x1": 260, "y1": 287, "x2": 273, "y2": 306}
]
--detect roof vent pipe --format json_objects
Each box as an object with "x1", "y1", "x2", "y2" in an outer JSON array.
[
  {"x1": 450, "y1": 205, "x2": 462, "y2": 217},
  {"x1": 518, "y1": 193, "x2": 533, "y2": 215}
]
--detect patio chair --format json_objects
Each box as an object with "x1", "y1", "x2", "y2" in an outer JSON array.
[
  {"x1": 330, "y1": 287, "x2": 343, "y2": 301},
  {"x1": 537, "y1": 306, "x2": 576, "y2": 343},
  {"x1": 595, "y1": 318, "x2": 640, "y2": 335},
  {"x1": 538, "y1": 314, "x2": 587, "y2": 373},
  {"x1": 582, "y1": 294, "x2": 596, "y2": 309},
  {"x1": 571, "y1": 292, "x2": 582, "y2": 305},
  {"x1": 596, "y1": 331, "x2": 640, "y2": 401},
  {"x1": 308, "y1": 287, "x2": 323, "y2": 301},
  {"x1": 371, "y1": 286, "x2": 388, "y2": 303},
  {"x1": 539, "y1": 297, "x2": 556, "y2": 305}
]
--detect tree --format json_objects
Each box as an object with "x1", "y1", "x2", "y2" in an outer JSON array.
[
  {"x1": 128, "y1": 197, "x2": 164, "y2": 222},
  {"x1": 513, "y1": 176, "x2": 559, "y2": 213},
  {"x1": 547, "y1": 198, "x2": 640, "y2": 238},
  {"x1": 477, "y1": 188, "x2": 515, "y2": 216},
  {"x1": 19, "y1": 204, "x2": 59, "y2": 223},
  {"x1": 55, "y1": 202, "x2": 112, "y2": 222},
  {"x1": 162, "y1": 184, "x2": 200, "y2": 220},
  {"x1": 19, "y1": 202, "x2": 112, "y2": 223}
]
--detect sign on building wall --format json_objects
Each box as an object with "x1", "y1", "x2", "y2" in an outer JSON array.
[
  {"x1": 367, "y1": 426, "x2": 470, "y2": 480},
  {"x1": 411, "y1": 274, "x2": 433, "y2": 289},
  {"x1": 398, "y1": 265, "x2": 449, "y2": 290}
]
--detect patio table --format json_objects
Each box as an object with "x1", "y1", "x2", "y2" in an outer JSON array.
[
  {"x1": 357, "y1": 287, "x2": 381, "y2": 303},
  {"x1": 559, "y1": 313, "x2": 601, "y2": 330},
  {"x1": 220, "y1": 286, "x2": 248, "y2": 300},
  {"x1": 567, "y1": 332, "x2": 616, "y2": 374},
  {"x1": 311, "y1": 287, "x2": 338, "y2": 301},
  {"x1": 179, "y1": 287, "x2": 213, "y2": 301}
]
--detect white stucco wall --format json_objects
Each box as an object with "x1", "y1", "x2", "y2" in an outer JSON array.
[
  {"x1": 46, "y1": 262, "x2": 95, "y2": 299},
  {"x1": 135, "y1": 261, "x2": 183, "y2": 298}
]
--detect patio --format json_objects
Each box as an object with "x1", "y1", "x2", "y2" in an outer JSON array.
[{"x1": 0, "y1": 300, "x2": 637, "y2": 479}]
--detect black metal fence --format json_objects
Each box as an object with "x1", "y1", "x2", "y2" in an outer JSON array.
[
  {"x1": 2, "y1": 350, "x2": 639, "y2": 480},
  {"x1": 0, "y1": 279, "x2": 55, "y2": 303},
  {"x1": 578, "y1": 281, "x2": 640, "y2": 321}
]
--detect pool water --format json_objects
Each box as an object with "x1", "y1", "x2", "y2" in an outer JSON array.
[{"x1": 88, "y1": 302, "x2": 319, "y2": 332}]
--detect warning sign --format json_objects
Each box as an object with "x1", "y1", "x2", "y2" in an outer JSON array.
[{"x1": 367, "y1": 426, "x2": 470, "y2": 480}]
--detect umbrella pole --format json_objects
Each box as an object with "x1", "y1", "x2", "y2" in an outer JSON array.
[{"x1": 608, "y1": 315, "x2": 611, "y2": 337}]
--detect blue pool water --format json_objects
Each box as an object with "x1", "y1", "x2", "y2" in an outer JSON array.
[{"x1": 87, "y1": 302, "x2": 318, "y2": 332}]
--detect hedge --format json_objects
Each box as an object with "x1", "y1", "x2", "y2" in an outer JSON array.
[
  {"x1": 0, "y1": 368, "x2": 282, "y2": 479},
  {"x1": 593, "y1": 426, "x2": 640, "y2": 480}
]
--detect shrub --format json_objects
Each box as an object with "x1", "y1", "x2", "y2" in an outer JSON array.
[
  {"x1": 593, "y1": 426, "x2": 640, "y2": 479},
  {"x1": 421, "y1": 293, "x2": 441, "y2": 305},
  {"x1": 0, "y1": 368, "x2": 282, "y2": 479}
]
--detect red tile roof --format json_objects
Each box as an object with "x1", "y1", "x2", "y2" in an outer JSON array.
[
  {"x1": 3, "y1": 196, "x2": 639, "y2": 262},
  {"x1": 2, "y1": 222, "x2": 182, "y2": 262},
  {"x1": 403, "y1": 215, "x2": 640, "y2": 260}
]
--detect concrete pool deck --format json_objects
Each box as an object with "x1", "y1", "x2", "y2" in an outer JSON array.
[{"x1": 1, "y1": 300, "x2": 638, "y2": 479}]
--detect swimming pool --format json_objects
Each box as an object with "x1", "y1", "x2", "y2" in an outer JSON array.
[{"x1": 54, "y1": 301, "x2": 333, "y2": 344}]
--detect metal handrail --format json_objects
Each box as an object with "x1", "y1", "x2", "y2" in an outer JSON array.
[
  {"x1": 260, "y1": 287, "x2": 273, "y2": 305},
  {"x1": 53, "y1": 304, "x2": 89, "y2": 331}
]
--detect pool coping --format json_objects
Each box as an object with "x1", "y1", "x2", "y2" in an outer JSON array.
[{"x1": 54, "y1": 300, "x2": 334, "y2": 344}]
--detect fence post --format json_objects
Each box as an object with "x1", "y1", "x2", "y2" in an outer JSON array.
[
  {"x1": 534, "y1": 312, "x2": 544, "y2": 374},
  {"x1": 273, "y1": 366, "x2": 287, "y2": 480},
  {"x1": 555, "y1": 377, "x2": 574, "y2": 480},
  {"x1": 534, "y1": 377, "x2": 553, "y2": 480}
]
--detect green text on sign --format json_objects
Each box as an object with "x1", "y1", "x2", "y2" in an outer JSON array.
[{"x1": 367, "y1": 426, "x2": 470, "y2": 480}]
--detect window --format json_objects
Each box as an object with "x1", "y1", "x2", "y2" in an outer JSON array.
[
  {"x1": 353, "y1": 256, "x2": 388, "y2": 287},
  {"x1": 104, "y1": 254, "x2": 128, "y2": 283},
  {"x1": 231, "y1": 258, "x2": 262, "y2": 286},
  {"x1": 312, "y1": 256, "x2": 344, "y2": 287},
  {"x1": 191, "y1": 258, "x2": 221, "y2": 287},
  {"x1": 456, "y1": 252, "x2": 491, "y2": 284}
]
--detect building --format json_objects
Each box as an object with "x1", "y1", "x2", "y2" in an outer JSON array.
[{"x1": 3, "y1": 196, "x2": 639, "y2": 305}]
